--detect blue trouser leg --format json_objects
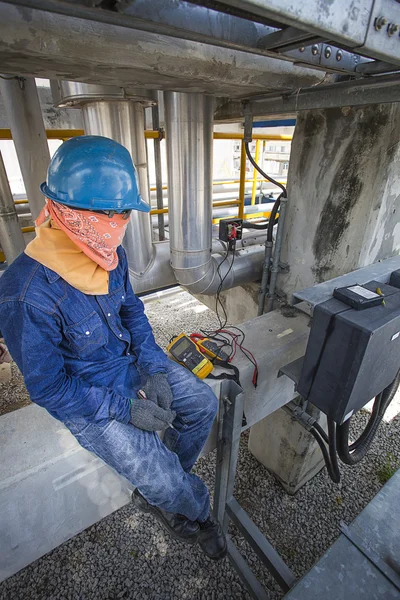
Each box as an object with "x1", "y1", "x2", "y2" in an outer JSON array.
[{"x1": 65, "y1": 360, "x2": 218, "y2": 522}]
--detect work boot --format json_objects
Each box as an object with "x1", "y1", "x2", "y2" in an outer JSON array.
[
  {"x1": 197, "y1": 514, "x2": 227, "y2": 561},
  {"x1": 132, "y1": 488, "x2": 199, "y2": 544}
]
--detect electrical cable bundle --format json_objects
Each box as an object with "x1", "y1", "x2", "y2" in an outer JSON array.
[
  {"x1": 198, "y1": 237, "x2": 259, "y2": 387},
  {"x1": 243, "y1": 142, "x2": 287, "y2": 242},
  {"x1": 307, "y1": 369, "x2": 400, "y2": 482}
]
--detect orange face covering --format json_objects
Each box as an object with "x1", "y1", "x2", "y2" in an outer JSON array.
[{"x1": 36, "y1": 200, "x2": 130, "y2": 271}]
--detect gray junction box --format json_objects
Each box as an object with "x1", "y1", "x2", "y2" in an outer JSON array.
[{"x1": 298, "y1": 280, "x2": 400, "y2": 424}]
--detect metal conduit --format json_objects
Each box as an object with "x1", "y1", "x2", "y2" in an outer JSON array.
[
  {"x1": 0, "y1": 152, "x2": 25, "y2": 263},
  {"x1": 164, "y1": 91, "x2": 263, "y2": 295}
]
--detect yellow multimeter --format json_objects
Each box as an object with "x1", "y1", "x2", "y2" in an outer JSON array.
[
  {"x1": 167, "y1": 333, "x2": 214, "y2": 379},
  {"x1": 195, "y1": 338, "x2": 230, "y2": 363}
]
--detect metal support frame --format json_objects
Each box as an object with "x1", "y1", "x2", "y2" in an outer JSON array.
[
  {"x1": 216, "y1": 73, "x2": 400, "y2": 121},
  {"x1": 213, "y1": 379, "x2": 296, "y2": 599}
]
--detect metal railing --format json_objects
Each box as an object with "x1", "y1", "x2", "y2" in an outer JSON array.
[{"x1": 0, "y1": 128, "x2": 292, "y2": 239}]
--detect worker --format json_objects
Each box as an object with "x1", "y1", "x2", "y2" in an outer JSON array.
[{"x1": 0, "y1": 136, "x2": 226, "y2": 561}]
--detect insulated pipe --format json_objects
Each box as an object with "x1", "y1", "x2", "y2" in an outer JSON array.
[
  {"x1": 0, "y1": 152, "x2": 25, "y2": 263},
  {"x1": 0, "y1": 76, "x2": 50, "y2": 220},
  {"x1": 82, "y1": 100, "x2": 153, "y2": 276},
  {"x1": 164, "y1": 91, "x2": 263, "y2": 294}
]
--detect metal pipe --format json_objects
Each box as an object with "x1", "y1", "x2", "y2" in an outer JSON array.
[
  {"x1": 164, "y1": 91, "x2": 263, "y2": 295},
  {"x1": 82, "y1": 100, "x2": 154, "y2": 276},
  {"x1": 265, "y1": 198, "x2": 288, "y2": 312},
  {"x1": 151, "y1": 104, "x2": 165, "y2": 240},
  {"x1": 129, "y1": 241, "x2": 175, "y2": 295},
  {"x1": 0, "y1": 76, "x2": 50, "y2": 220},
  {"x1": 258, "y1": 240, "x2": 273, "y2": 316},
  {"x1": 0, "y1": 152, "x2": 25, "y2": 263}
]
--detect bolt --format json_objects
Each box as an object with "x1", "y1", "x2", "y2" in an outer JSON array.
[
  {"x1": 299, "y1": 46, "x2": 305, "y2": 52},
  {"x1": 375, "y1": 16, "x2": 387, "y2": 30},
  {"x1": 324, "y1": 46, "x2": 332, "y2": 58},
  {"x1": 387, "y1": 23, "x2": 399, "y2": 36},
  {"x1": 311, "y1": 44, "x2": 319, "y2": 56},
  {"x1": 336, "y1": 50, "x2": 343, "y2": 61}
]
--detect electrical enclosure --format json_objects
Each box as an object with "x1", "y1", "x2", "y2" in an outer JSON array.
[{"x1": 298, "y1": 280, "x2": 400, "y2": 424}]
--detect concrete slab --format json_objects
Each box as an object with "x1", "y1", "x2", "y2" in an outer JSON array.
[
  {"x1": 0, "y1": 405, "x2": 133, "y2": 582},
  {"x1": 0, "y1": 308, "x2": 308, "y2": 582},
  {"x1": 284, "y1": 470, "x2": 400, "y2": 599}
]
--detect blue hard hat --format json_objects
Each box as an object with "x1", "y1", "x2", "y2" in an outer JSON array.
[{"x1": 40, "y1": 135, "x2": 150, "y2": 213}]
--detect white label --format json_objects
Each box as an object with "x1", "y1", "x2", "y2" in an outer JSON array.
[
  {"x1": 391, "y1": 332, "x2": 400, "y2": 341},
  {"x1": 347, "y1": 285, "x2": 380, "y2": 300}
]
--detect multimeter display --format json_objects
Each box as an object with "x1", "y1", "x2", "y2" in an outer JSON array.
[{"x1": 173, "y1": 337, "x2": 192, "y2": 353}]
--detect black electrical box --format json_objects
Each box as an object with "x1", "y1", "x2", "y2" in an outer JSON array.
[
  {"x1": 298, "y1": 280, "x2": 400, "y2": 424},
  {"x1": 218, "y1": 218, "x2": 243, "y2": 243}
]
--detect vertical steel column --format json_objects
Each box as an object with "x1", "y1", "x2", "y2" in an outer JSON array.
[
  {"x1": 0, "y1": 152, "x2": 25, "y2": 263},
  {"x1": 151, "y1": 104, "x2": 165, "y2": 241},
  {"x1": 0, "y1": 76, "x2": 50, "y2": 220},
  {"x1": 213, "y1": 380, "x2": 245, "y2": 532},
  {"x1": 82, "y1": 100, "x2": 153, "y2": 276}
]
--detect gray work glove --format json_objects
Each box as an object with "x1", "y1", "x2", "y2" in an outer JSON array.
[
  {"x1": 130, "y1": 398, "x2": 175, "y2": 432},
  {"x1": 143, "y1": 373, "x2": 174, "y2": 410}
]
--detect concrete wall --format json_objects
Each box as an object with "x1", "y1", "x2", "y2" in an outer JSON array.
[
  {"x1": 195, "y1": 282, "x2": 259, "y2": 325},
  {"x1": 249, "y1": 103, "x2": 400, "y2": 493},
  {"x1": 279, "y1": 103, "x2": 400, "y2": 301}
]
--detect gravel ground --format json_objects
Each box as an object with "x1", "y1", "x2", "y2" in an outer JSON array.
[
  {"x1": 1, "y1": 289, "x2": 400, "y2": 600},
  {"x1": 0, "y1": 362, "x2": 31, "y2": 416}
]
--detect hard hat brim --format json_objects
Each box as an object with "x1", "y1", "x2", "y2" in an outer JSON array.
[{"x1": 40, "y1": 182, "x2": 151, "y2": 213}]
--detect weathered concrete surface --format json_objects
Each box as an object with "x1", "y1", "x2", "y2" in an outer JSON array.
[
  {"x1": 249, "y1": 103, "x2": 400, "y2": 493},
  {"x1": 195, "y1": 282, "x2": 260, "y2": 325},
  {"x1": 249, "y1": 404, "x2": 327, "y2": 495},
  {"x1": 279, "y1": 104, "x2": 400, "y2": 300}
]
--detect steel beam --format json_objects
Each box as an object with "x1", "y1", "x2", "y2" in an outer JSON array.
[
  {"x1": 215, "y1": 74, "x2": 400, "y2": 121},
  {"x1": 226, "y1": 497, "x2": 296, "y2": 592},
  {"x1": 191, "y1": 0, "x2": 400, "y2": 65},
  {"x1": 0, "y1": 3, "x2": 324, "y2": 97}
]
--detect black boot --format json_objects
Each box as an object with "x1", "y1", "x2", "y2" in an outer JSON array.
[
  {"x1": 132, "y1": 488, "x2": 200, "y2": 544},
  {"x1": 197, "y1": 515, "x2": 227, "y2": 560}
]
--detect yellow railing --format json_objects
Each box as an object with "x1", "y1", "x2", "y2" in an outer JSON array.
[
  {"x1": 2, "y1": 128, "x2": 291, "y2": 235},
  {"x1": 0, "y1": 129, "x2": 292, "y2": 142}
]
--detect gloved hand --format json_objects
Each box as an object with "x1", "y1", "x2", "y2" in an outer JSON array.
[
  {"x1": 143, "y1": 373, "x2": 174, "y2": 410},
  {"x1": 130, "y1": 397, "x2": 175, "y2": 432}
]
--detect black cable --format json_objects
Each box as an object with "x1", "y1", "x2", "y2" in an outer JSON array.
[
  {"x1": 244, "y1": 142, "x2": 287, "y2": 198},
  {"x1": 312, "y1": 419, "x2": 329, "y2": 444},
  {"x1": 327, "y1": 418, "x2": 341, "y2": 483},
  {"x1": 267, "y1": 193, "x2": 283, "y2": 243},
  {"x1": 215, "y1": 242, "x2": 236, "y2": 330},
  {"x1": 336, "y1": 370, "x2": 400, "y2": 465},
  {"x1": 310, "y1": 426, "x2": 340, "y2": 483}
]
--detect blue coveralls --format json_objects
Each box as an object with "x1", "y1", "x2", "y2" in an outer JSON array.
[{"x1": 0, "y1": 247, "x2": 218, "y2": 521}]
